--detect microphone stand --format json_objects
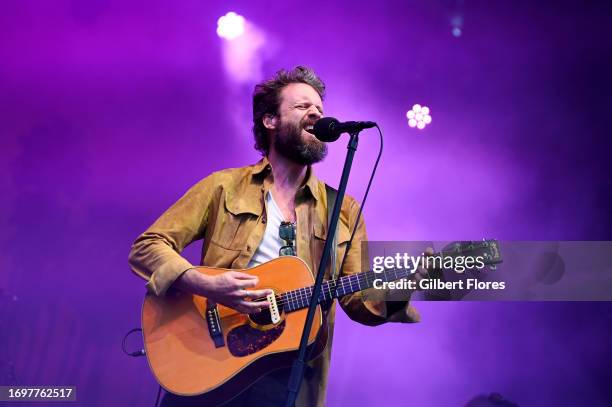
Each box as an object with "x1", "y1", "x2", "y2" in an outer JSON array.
[{"x1": 285, "y1": 131, "x2": 361, "y2": 407}]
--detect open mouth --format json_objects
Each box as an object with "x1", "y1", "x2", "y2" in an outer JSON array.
[{"x1": 303, "y1": 124, "x2": 315, "y2": 134}]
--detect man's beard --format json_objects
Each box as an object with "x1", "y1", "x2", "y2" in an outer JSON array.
[{"x1": 273, "y1": 119, "x2": 328, "y2": 165}]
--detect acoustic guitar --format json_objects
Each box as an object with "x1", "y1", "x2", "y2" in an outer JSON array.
[{"x1": 141, "y1": 240, "x2": 502, "y2": 405}]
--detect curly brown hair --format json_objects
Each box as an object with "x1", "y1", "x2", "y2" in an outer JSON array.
[{"x1": 252, "y1": 66, "x2": 326, "y2": 155}]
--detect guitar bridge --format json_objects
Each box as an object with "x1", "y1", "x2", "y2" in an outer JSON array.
[{"x1": 205, "y1": 304, "x2": 225, "y2": 348}]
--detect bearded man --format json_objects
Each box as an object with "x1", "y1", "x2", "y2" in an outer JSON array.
[{"x1": 128, "y1": 66, "x2": 420, "y2": 407}]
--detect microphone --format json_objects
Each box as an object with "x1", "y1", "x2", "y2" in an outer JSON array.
[{"x1": 310, "y1": 117, "x2": 376, "y2": 142}]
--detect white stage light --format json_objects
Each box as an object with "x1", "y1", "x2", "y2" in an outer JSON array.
[
  {"x1": 217, "y1": 12, "x2": 245, "y2": 40},
  {"x1": 406, "y1": 104, "x2": 432, "y2": 130}
]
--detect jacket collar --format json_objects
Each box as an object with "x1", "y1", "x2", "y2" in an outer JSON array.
[
  {"x1": 253, "y1": 156, "x2": 321, "y2": 201},
  {"x1": 225, "y1": 156, "x2": 323, "y2": 217}
]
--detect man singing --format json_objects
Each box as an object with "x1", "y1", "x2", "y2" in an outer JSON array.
[{"x1": 129, "y1": 66, "x2": 420, "y2": 406}]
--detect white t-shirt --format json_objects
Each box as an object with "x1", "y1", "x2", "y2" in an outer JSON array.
[{"x1": 247, "y1": 191, "x2": 291, "y2": 268}]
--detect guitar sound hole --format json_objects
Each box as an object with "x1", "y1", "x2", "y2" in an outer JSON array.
[{"x1": 248, "y1": 309, "x2": 273, "y2": 326}]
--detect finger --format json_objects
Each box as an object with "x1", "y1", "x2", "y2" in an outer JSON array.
[
  {"x1": 230, "y1": 271, "x2": 258, "y2": 280},
  {"x1": 234, "y1": 304, "x2": 252, "y2": 314},
  {"x1": 252, "y1": 300, "x2": 270, "y2": 308},
  {"x1": 243, "y1": 288, "x2": 273, "y2": 299},
  {"x1": 237, "y1": 278, "x2": 259, "y2": 289},
  {"x1": 238, "y1": 300, "x2": 270, "y2": 312},
  {"x1": 414, "y1": 267, "x2": 429, "y2": 281}
]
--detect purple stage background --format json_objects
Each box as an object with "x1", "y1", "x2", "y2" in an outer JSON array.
[{"x1": 2, "y1": 1, "x2": 612, "y2": 406}]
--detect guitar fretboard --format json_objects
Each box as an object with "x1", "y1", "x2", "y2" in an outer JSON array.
[
  {"x1": 280, "y1": 267, "x2": 413, "y2": 312},
  {"x1": 278, "y1": 242, "x2": 500, "y2": 312}
]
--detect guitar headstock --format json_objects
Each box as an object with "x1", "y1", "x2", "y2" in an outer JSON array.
[{"x1": 441, "y1": 239, "x2": 503, "y2": 268}]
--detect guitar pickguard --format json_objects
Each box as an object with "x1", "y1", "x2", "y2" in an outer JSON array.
[{"x1": 226, "y1": 320, "x2": 286, "y2": 357}]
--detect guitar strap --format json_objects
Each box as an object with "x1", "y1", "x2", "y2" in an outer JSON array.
[{"x1": 325, "y1": 184, "x2": 338, "y2": 280}]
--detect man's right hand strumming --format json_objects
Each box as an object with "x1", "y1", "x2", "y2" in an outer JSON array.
[{"x1": 175, "y1": 268, "x2": 272, "y2": 314}]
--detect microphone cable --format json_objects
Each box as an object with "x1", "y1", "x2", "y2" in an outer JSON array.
[
  {"x1": 121, "y1": 327, "x2": 145, "y2": 357},
  {"x1": 121, "y1": 328, "x2": 162, "y2": 406}
]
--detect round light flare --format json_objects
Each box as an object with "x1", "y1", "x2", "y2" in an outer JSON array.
[
  {"x1": 217, "y1": 12, "x2": 245, "y2": 40},
  {"x1": 406, "y1": 104, "x2": 432, "y2": 130}
]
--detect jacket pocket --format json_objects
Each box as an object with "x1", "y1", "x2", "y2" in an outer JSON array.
[
  {"x1": 313, "y1": 222, "x2": 352, "y2": 278},
  {"x1": 203, "y1": 239, "x2": 242, "y2": 268}
]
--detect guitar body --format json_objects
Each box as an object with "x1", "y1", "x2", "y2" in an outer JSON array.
[{"x1": 141, "y1": 256, "x2": 324, "y2": 405}]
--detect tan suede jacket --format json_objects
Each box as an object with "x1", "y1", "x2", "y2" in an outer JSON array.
[{"x1": 128, "y1": 157, "x2": 419, "y2": 406}]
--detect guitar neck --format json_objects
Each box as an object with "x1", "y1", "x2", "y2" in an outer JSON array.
[
  {"x1": 280, "y1": 241, "x2": 501, "y2": 313},
  {"x1": 281, "y1": 267, "x2": 411, "y2": 313}
]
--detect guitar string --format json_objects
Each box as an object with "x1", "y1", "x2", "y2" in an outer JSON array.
[
  {"x1": 259, "y1": 260, "x2": 492, "y2": 309},
  {"x1": 249, "y1": 246, "x2": 492, "y2": 310},
  {"x1": 256, "y1": 263, "x2": 414, "y2": 308},
  {"x1": 255, "y1": 269, "x2": 405, "y2": 310},
  {"x1": 269, "y1": 260, "x2": 419, "y2": 308},
  {"x1": 273, "y1": 266, "x2": 417, "y2": 309},
  {"x1": 275, "y1": 245, "x2": 493, "y2": 307},
  {"x1": 251, "y1": 274, "x2": 361, "y2": 308},
  {"x1": 272, "y1": 271, "x2": 375, "y2": 307}
]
